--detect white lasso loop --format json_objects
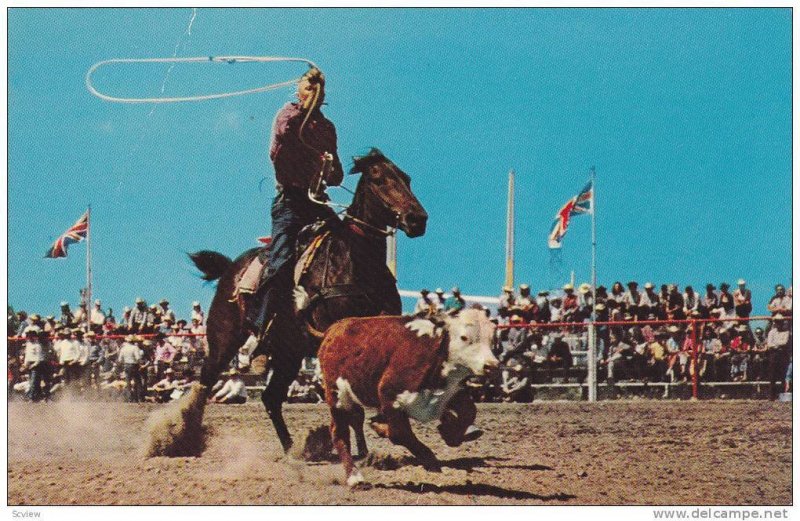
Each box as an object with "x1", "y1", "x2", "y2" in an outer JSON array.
[{"x1": 85, "y1": 55, "x2": 319, "y2": 104}]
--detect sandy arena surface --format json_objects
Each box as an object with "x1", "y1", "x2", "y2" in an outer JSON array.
[{"x1": 7, "y1": 400, "x2": 791, "y2": 505}]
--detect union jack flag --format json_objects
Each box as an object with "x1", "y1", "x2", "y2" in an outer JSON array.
[
  {"x1": 45, "y1": 211, "x2": 89, "y2": 258},
  {"x1": 548, "y1": 180, "x2": 593, "y2": 249}
]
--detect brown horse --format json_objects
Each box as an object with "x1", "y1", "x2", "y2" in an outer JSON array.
[{"x1": 189, "y1": 149, "x2": 428, "y2": 453}]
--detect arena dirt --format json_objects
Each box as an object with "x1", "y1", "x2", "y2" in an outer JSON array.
[{"x1": 8, "y1": 400, "x2": 791, "y2": 505}]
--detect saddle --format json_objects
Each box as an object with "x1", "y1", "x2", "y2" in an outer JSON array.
[{"x1": 234, "y1": 219, "x2": 333, "y2": 297}]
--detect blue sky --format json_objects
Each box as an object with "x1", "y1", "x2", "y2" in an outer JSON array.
[{"x1": 8, "y1": 8, "x2": 792, "y2": 319}]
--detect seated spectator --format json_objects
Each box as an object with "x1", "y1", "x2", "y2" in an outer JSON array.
[
  {"x1": 547, "y1": 331, "x2": 573, "y2": 383},
  {"x1": 604, "y1": 332, "x2": 632, "y2": 383},
  {"x1": 497, "y1": 286, "x2": 515, "y2": 321},
  {"x1": 667, "y1": 285, "x2": 686, "y2": 320},
  {"x1": 549, "y1": 297, "x2": 563, "y2": 323},
  {"x1": 683, "y1": 286, "x2": 700, "y2": 317},
  {"x1": 512, "y1": 284, "x2": 537, "y2": 322},
  {"x1": 500, "y1": 314, "x2": 534, "y2": 363},
  {"x1": 767, "y1": 285, "x2": 792, "y2": 317},
  {"x1": 577, "y1": 283, "x2": 593, "y2": 321},
  {"x1": 149, "y1": 368, "x2": 178, "y2": 403},
  {"x1": 608, "y1": 282, "x2": 625, "y2": 314},
  {"x1": 699, "y1": 284, "x2": 718, "y2": 319},
  {"x1": 665, "y1": 326, "x2": 687, "y2": 383},
  {"x1": 750, "y1": 327, "x2": 769, "y2": 381},
  {"x1": 534, "y1": 291, "x2": 551, "y2": 323},
  {"x1": 561, "y1": 284, "x2": 579, "y2": 322},
  {"x1": 211, "y1": 369, "x2": 247, "y2": 404},
  {"x1": 733, "y1": 280, "x2": 752, "y2": 318},
  {"x1": 729, "y1": 325, "x2": 752, "y2": 381},
  {"x1": 640, "y1": 283, "x2": 659, "y2": 321},
  {"x1": 622, "y1": 281, "x2": 641, "y2": 321},
  {"x1": 647, "y1": 331, "x2": 669, "y2": 381}
]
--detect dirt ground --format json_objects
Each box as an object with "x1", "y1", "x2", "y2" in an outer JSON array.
[{"x1": 7, "y1": 400, "x2": 791, "y2": 505}]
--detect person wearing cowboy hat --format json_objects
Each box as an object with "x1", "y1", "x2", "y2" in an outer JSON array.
[
  {"x1": 497, "y1": 285, "x2": 516, "y2": 320},
  {"x1": 765, "y1": 314, "x2": 791, "y2": 399},
  {"x1": 83, "y1": 330, "x2": 103, "y2": 391},
  {"x1": 245, "y1": 66, "x2": 343, "y2": 339},
  {"x1": 89, "y1": 299, "x2": 105, "y2": 333},
  {"x1": 500, "y1": 313, "x2": 533, "y2": 364},
  {"x1": 444, "y1": 287, "x2": 466, "y2": 315},
  {"x1": 190, "y1": 301, "x2": 205, "y2": 325},
  {"x1": 116, "y1": 334, "x2": 143, "y2": 402},
  {"x1": 150, "y1": 367, "x2": 178, "y2": 403},
  {"x1": 561, "y1": 284, "x2": 578, "y2": 322},
  {"x1": 58, "y1": 301, "x2": 74, "y2": 327},
  {"x1": 53, "y1": 328, "x2": 80, "y2": 389},
  {"x1": 640, "y1": 282, "x2": 659, "y2": 321},
  {"x1": 22, "y1": 326, "x2": 47, "y2": 401},
  {"x1": 699, "y1": 283, "x2": 719, "y2": 319},
  {"x1": 128, "y1": 298, "x2": 152, "y2": 334},
  {"x1": 413, "y1": 288, "x2": 436, "y2": 317},
  {"x1": 682, "y1": 285, "x2": 700, "y2": 317},
  {"x1": 157, "y1": 299, "x2": 176, "y2": 324},
  {"x1": 211, "y1": 368, "x2": 248, "y2": 404},
  {"x1": 534, "y1": 290, "x2": 551, "y2": 323},
  {"x1": 577, "y1": 283, "x2": 593, "y2": 321},
  {"x1": 733, "y1": 279, "x2": 752, "y2": 318}
]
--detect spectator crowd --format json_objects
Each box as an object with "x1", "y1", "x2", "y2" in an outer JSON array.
[
  {"x1": 411, "y1": 280, "x2": 793, "y2": 401},
  {"x1": 8, "y1": 280, "x2": 793, "y2": 404}
]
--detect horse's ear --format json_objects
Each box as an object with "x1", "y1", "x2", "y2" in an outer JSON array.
[{"x1": 349, "y1": 157, "x2": 363, "y2": 175}]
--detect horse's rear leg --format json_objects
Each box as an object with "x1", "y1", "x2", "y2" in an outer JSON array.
[
  {"x1": 261, "y1": 340, "x2": 303, "y2": 453},
  {"x1": 350, "y1": 405, "x2": 369, "y2": 460}
]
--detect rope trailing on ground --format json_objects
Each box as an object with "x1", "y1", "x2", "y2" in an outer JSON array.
[{"x1": 85, "y1": 55, "x2": 319, "y2": 104}]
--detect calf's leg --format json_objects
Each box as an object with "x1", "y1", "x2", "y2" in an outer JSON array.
[
  {"x1": 330, "y1": 407, "x2": 365, "y2": 487},
  {"x1": 383, "y1": 410, "x2": 441, "y2": 472},
  {"x1": 349, "y1": 405, "x2": 369, "y2": 459}
]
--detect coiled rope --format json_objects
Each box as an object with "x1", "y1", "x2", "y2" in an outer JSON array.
[{"x1": 85, "y1": 55, "x2": 318, "y2": 104}]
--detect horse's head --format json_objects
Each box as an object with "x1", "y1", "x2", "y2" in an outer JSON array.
[{"x1": 349, "y1": 149, "x2": 428, "y2": 238}]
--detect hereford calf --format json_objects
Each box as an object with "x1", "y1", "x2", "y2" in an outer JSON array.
[{"x1": 318, "y1": 308, "x2": 498, "y2": 487}]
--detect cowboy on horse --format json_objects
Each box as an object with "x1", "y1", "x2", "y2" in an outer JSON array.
[{"x1": 245, "y1": 66, "x2": 343, "y2": 338}]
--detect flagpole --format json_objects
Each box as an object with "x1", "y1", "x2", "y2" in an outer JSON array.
[
  {"x1": 588, "y1": 167, "x2": 598, "y2": 402},
  {"x1": 86, "y1": 205, "x2": 92, "y2": 331},
  {"x1": 505, "y1": 169, "x2": 515, "y2": 289}
]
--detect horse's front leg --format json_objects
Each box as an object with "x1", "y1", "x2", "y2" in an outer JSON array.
[{"x1": 261, "y1": 336, "x2": 304, "y2": 453}]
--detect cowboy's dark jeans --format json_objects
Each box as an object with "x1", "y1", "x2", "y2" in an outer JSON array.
[
  {"x1": 27, "y1": 364, "x2": 43, "y2": 402},
  {"x1": 251, "y1": 189, "x2": 335, "y2": 331}
]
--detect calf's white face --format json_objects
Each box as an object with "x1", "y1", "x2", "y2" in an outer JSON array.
[{"x1": 444, "y1": 309, "x2": 499, "y2": 376}]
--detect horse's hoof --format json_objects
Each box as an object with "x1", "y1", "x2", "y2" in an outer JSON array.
[
  {"x1": 462, "y1": 425, "x2": 484, "y2": 442},
  {"x1": 347, "y1": 470, "x2": 370, "y2": 489}
]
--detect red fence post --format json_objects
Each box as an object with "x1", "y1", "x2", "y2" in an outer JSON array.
[{"x1": 691, "y1": 320, "x2": 699, "y2": 400}]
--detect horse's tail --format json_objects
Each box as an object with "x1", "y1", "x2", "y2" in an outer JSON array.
[{"x1": 189, "y1": 250, "x2": 233, "y2": 281}]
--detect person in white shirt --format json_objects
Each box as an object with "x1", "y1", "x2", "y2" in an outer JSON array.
[
  {"x1": 766, "y1": 315, "x2": 791, "y2": 399},
  {"x1": 54, "y1": 329, "x2": 82, "y2": 388},
  {"x1": 90, "y1": 300, "x2": 106, "y2": 333},
  {"x1": 22, "y1": 326, "x2": 47, "y2": 401},
  {"x1": 150, "y1": 368, "x2": 178, "y2": 403},
  {"x1": 158, "y1": 299, "x2": 176, "y2": 324},
  {"x1": 211, "y1": 369, "x2": 247, "y2": 404},
  {"x1": 191, "y1": 301, "x2": 205, "y2": 326},
  {"x1": 117, "y1": 336, "x2": 143, "y2": 402}
]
